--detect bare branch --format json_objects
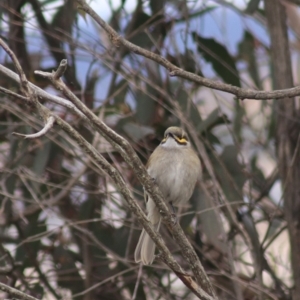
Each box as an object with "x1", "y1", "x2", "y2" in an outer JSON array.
[
  {"x1": 0, "y1": 39, "x2": 215, "y2": 297},
  {"x1": 0, "y1": 87, "x2": 29, "y2": 102},
  {"x1": 1, "y1": 24, "x2": 216, "y2": 300},
  {"x1": 34, "y1": 63, "x2": 217, "y2": 298},
  {"x1": 0, "y1": 64, "x2": 88, "y2": 121},
  {"x1": 76, "y1": 0, "x2": 300, "y2": 100},
  {"x1": 12, "y1": 116, "x2": 55, "y2": 139},
  {"x1": 53, "y1": 58, "x2": 67, "y2": 80},
  {"x1": 0, "y1": 282, "x2": 40, "y2": 300},
  {"x1": 52, "y1": 112, "x2": 215, "y2": 300},
  {"x1": 0, "y1": 38, "x2": 31, "y2": 97}
]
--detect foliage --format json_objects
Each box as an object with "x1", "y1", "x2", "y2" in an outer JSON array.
[{"x1": 0, "y1": 0, "x2": 297, "y2": 299}]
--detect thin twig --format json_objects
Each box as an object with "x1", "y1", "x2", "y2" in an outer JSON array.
[
  {"x1": 0, "y1": 64, "x2": 88, "y2": 121},
  {"x1": 0, "y1": 282, "x2": 40, "y2": 300},
  {"x1": 12, "y1": 116, "x2": 55, "y2": 139},
  {"x1": 53, "y1": 58, "x2": 68, "y2": 80},
  {"x1": 0, "y1": 86, "x2": 29, "y2": 101}
]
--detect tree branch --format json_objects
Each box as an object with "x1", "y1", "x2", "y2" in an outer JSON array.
[
  {"x1": 76, "y1": 0, "x2": 300, "y2": 100},
  {"x1": 0, "y1": 40, "x2": 217, "y2": 299},
  {"x1": 0, "y1": 282, "x2": 40, "y2": 300},
  {"x1": 34, "y1": 60, "x2": 217, "y2": 298},
  {"x1": 12, "y1": 116, "x2": 55, "y2": 139},
  {"x1": 0, "y1": 64, "x2": 88, "y2": 121}
]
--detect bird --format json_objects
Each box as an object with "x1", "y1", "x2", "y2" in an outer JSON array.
[{"x1": 134, "y1": 126, "x2": 201, "y2": 265}]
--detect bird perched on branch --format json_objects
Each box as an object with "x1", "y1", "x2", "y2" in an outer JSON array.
[{"x1": 134, "y1": 126, "x2": 201, "y2": 265}]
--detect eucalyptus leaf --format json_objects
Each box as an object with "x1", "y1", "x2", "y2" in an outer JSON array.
[
  {"x1": 212, "y1": 145, "x2": 246, "y2": 205},
  {"x1": 192, "y1": 32, "x2": 241, "y2": 87},
  {"x1": 176, "y1": 88, "x2": 202, "y2": 127},
  {"x1": 196, "y1": 187, "x2": 226, "y2": 253},
  {"x1": 135, "y1": 90, "x2": 156, "y2": 125},
  {"x1": 245, "y1": 0, "x2": 261, "y2": 14},
  {"x1": 53, "y1": 245, "x2": 85, "y2": 299},
  {"x1": 238, "y1": 31, "x2": 261, "y2": 88},
  {"x1": 197, "y1": 108, "x2": 230, "y2": 133},
  {"x1": 16, "y1": 215, "x2": 46, "y2": 269},
  {"x1": 123, "y1": 122, "x2": 155, "y2": 142}
]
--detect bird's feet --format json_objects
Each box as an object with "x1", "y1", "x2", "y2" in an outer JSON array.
[{"x1": 169, "y1": 202, "x2": 177, "y2": 225}]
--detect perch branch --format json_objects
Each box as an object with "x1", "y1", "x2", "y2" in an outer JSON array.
[
  {"x1": 0, "y1": 40, "x2": 216, "y2": 299},
  {"x1": 34, "y1": 60, "x2": 217, "y2": 298}
]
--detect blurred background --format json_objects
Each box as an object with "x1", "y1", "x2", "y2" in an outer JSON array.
[{"x1": 0, "y1": 0, "x2": 299, "y2": 299}]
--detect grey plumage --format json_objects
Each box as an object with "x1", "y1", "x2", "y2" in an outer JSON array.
[{"x1": 134, "y1": 127, "x2": 201, "y2": 265}]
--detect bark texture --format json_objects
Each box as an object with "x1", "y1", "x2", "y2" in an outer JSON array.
[{"x1": 265, "y1": 1, "x2": 300, "y2": 298}]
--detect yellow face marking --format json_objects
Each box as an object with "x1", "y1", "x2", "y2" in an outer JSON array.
[
  {"x1": 161, "y1": 137, "x2": 167, "y2": 144},
  {"x1": 174, "y1": 136, "x2": 187, "y2": 144}
]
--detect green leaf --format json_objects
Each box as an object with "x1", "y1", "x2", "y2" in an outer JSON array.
[
  {"x1": 135, "y1": 87, "x2": 156, "y2": 126},
  {"x1": 113, "y1": 79, "x2": 129, "y2": 105},
  {"x1": 268, "y1": 101, "x2": 276, "y2": 141},
  {"x1": 168, "y1": 50, "x2": 202, "y2": 75},
  {"x1": 180, "y1": 188, "x2": 197, "y2": 229},
  {"x1": 16, "y1": 214, "x2": 46, "y2": 269},
  {"x1": 176, "y1": 88, "x2": 202, "y2": 127},
  {"x1": 113, "y1": 226, "x2": 130, "y2": 256},
  {"x1": 197, "y1": 108, "x2": 230, "y2": 133},
  {"x1": 238, "y1": 31, "x2": 261, "y2": 88},
  {"x1": 51, "y1": 0, "x2": 77, "y2": 35},
  {"x1": 176, "y1": 6, "x2": 217, "y2": 23},
  {"x1": 238, "y1": 210, "x2": 263, "y2": 269},
  {"x1": 150, "y1": 0, "x2": 165, "y2": 14},
  {"x1": 262, "y1": 218, "x2": 284, "y2": 245},
  {"x1": 123, "y1": 122, "x2": 155, "y2": 142},
  {"x1": 192, "y1": 32, "x2": 241, "y2": 87},
  {"x1": 195, "y1": 187, "x2": 227, "y2": 253},
  {"x1": 32, "y1": 139, "x2": 52, "y2": 192},
  {"x1": 212, "y1": 145, "x2": 246, "y2": 205},
  {"x1": 250, "y1": 155, "x2": 267, "y2": 192},
  {"x1": 245, "y1": 0, "x2": 261, "y2": 14},
  {"x1": 127, "y1": 11, "x2": 153, "y2": 49},
  {"x1": 52, "y1": 246, "x2": 85, "y2": 298},
  {"x1": 233, "y1": 99, "x2": 245, "y2": 143},
  {"x1": 79, "y1": 198, "x2": 96, "y2": 221},
  {"x1": 31, "y1": 284, "x2": 44, "y2": 299}
]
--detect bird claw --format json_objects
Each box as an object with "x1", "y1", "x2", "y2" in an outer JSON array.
[
  {"x1": 171, "y1": 213, "x2": 178, "y2": 225},
  {"x1": 169, "y1": 202, "x2": 177, "y2": 225}
]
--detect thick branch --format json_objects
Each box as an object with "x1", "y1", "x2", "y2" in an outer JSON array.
[{"x1": 265, "y1": 1, "x2": 300, "y2": 299}]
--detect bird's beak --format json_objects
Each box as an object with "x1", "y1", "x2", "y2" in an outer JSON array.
[{"x1": 174, "y1": 136, "x2": 188, "y2": 144}]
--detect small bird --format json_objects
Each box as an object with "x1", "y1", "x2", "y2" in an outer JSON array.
[{"x1": 134, "y1": 126, "x2": 201, "y2": 265}]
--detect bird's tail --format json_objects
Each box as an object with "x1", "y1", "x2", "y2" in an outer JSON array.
[{"x1": 134, "y1": 218, "x2": 161, "y2": 265}]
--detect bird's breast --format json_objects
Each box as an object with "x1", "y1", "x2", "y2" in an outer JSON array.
[{"x1": 147, "y1": 148, "x2": 200, "y2": 205}]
